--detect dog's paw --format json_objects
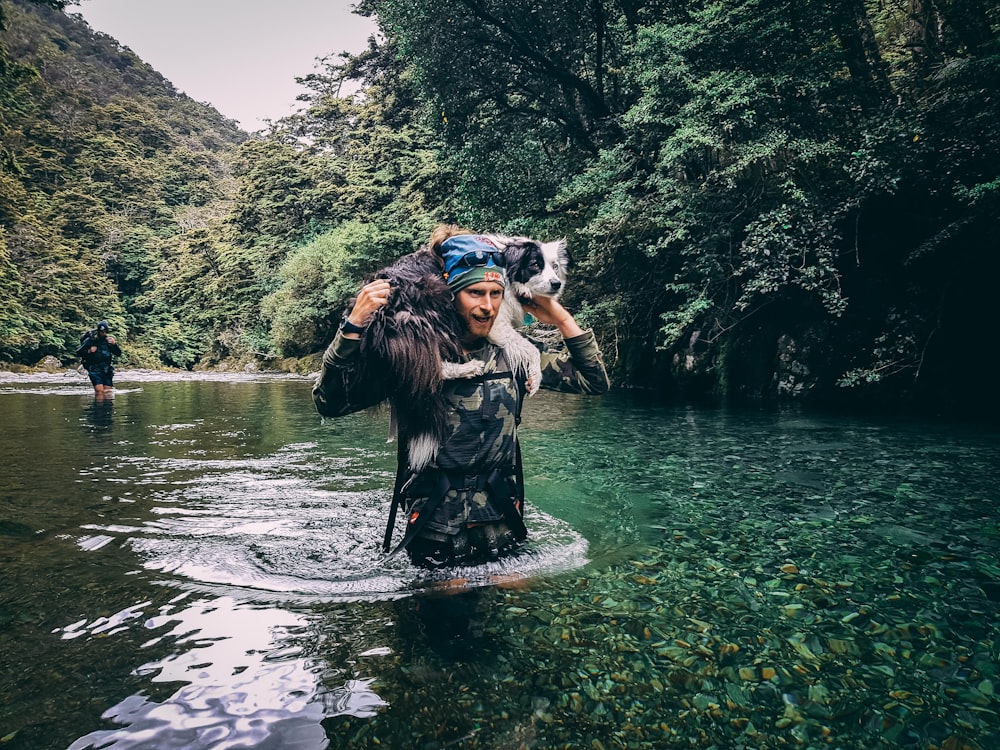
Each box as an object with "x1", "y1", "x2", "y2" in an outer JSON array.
[
  {"x1": 526, "y1": 362, "x2": 542, "y2": 396},
  {"x1": 442, "y1": 359, "x2": 485, "y2": 380}
]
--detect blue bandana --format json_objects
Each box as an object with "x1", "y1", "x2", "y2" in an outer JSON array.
[{"x1": 441, "y1": 235, "x2": 507, "y2": 292}]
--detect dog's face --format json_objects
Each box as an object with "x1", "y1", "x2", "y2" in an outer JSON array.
[{"x1": 501, "y1": 238, "x2": 570, "y2": 299}]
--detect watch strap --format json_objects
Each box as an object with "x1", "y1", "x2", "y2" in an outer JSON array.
[{"x1": 339, "y1": 316, "x2": 366, "y2": 335}]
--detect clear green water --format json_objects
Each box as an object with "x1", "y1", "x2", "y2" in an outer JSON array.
[{"x1": 1, "y1": 373, "x2": 998, "y2": 749}]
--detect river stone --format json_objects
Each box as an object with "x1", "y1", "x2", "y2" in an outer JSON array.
[{"x1": 35, "y1": 355, "x2": 63, "y2": 371}]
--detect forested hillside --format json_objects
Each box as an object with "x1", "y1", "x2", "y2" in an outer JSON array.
[
  {"x1": 0, "y1": 0, "x2": 247, "y2": 366},
  {"x1": 2, "y1": 0, "x2": 999, "y2": 415}
]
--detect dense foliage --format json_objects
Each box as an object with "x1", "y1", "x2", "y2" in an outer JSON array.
[
  {"x1": 358, "y1": 0, "x2": 1000, "y2": 411},
  {"x1": 2, "y1": 0, "x2": 998, "y2": 413},
  {"x1": 0, "y1": 0, "x2": 245, "y2": 365}
]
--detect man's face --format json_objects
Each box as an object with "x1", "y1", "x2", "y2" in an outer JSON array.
[
  {"x1": 97, "y1": 328, "x2": 108, "y2": 338},
  {"x1": 455, "y1": 282, "x2": 504, "y2": 341}
]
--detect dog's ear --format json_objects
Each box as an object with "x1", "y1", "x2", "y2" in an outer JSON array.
[
  {"x1": 556, "y1": 239, "x2": 571, "y2": 268},
  {"x1": 502, "y1": 240, "x2": 531, "y2": 271}
]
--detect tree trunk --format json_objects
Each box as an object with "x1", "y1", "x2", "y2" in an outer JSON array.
[{"x1": 834, "y1": 0, "x2": 894, "y2": 106}]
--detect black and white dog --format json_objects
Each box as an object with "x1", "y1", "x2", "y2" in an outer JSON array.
[
  {"x1": 352, "y1": 234, "x2": 569, "y2": 470},
  {"x1": 483, "y1": 235, "x2": 569, "y2": 395}
]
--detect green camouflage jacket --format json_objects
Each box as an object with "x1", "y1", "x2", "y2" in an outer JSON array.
[{"x1": 313, "y1": 329, "x2": 610, "y2": 537}]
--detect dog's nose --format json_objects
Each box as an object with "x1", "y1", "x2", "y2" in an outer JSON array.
[{"x1": 550, "y1": 280, "x2": 562, "y2": 292}]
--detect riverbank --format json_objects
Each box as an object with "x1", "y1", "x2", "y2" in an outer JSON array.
[
  {"x1": 0, "y1": 352, "x2": 322, "y2": 381},
  {"x1": 0, "y1": 367, "x2": 314, "y2": 384}
]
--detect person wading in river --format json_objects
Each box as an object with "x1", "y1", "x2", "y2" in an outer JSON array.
[
  {"x1": 75, "y1": 320, "x2": 122, "y2": 399},
  {"x1": 312, "y1": 225, "x2": 610, "y2": 567}
]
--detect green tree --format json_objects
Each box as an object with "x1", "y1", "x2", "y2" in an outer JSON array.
[{"x1": 262, "y1": 221, "x2": 416, "y2": 356}]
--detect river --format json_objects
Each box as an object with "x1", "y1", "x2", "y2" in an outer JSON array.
[{"x1": 1, "y1": 370, "x2": 998, "y2": 749}]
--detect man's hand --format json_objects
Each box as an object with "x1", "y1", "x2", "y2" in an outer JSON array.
[
  {"x1": 107, "y1": 336, "x2": 116, "y2": 344},
  {"x1": 518, "y1": 295, "x2": 584, "y2": 339},
  {"x1": 342, "y1": 279, "x2": 392, "y2": 338}
]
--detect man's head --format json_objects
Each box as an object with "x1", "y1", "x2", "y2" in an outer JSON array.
[
  {"x1": 96, "y1": 321, "x2": 110, "y2": 336},
  {"x1": 440, "y1": 235, "x2": 507, "y2": 293},
  {"x1": 440, "y1": 235, "x2": 507, "y2": 340}
]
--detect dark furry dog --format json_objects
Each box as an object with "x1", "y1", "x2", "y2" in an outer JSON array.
[
  {"x1": 352, "y1": 235, "x2": 569, "y2": 470},
  {"x1": 352, "y1": 250, "x2": 462, "y2": 469}
]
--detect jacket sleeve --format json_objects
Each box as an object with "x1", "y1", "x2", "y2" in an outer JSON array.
[
  {"x1": 312, "y1": 331, "x2": 391, "y2": 418},
  {"x1": 109, "y1": 342, "x2": 122, "y2": 357},
  {"x1": 537, "y1": 330, "x2": 611, "y2": 395}
]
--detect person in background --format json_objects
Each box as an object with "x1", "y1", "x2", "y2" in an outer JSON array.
[
  {"x1": 75, "y1": 320, "x2": 121, "y2": 398},
  {"x1": 312, "y1": 225, "x2": 610, "y2": 567}
]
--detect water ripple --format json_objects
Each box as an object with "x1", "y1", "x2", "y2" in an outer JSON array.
[{"x1": 79, "y1": 443, "x2": 590, "y2": 603}]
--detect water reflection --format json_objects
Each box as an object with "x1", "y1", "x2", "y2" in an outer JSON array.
[
  {"x1": 395, "y1": 589, "x2": 491, "y2": 661},
  {"x1": 82, "y1": 396, "x2": 115, "y2": 434},
  {"x1": 320, "y1": 678, "x2": 389, "y2": 719},
  {"x1": 64, "y1": 595, "x2": 383, "y2": 750}
]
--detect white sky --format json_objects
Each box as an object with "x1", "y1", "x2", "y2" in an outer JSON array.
[{"x1": 72, "y1": 0, "x2": 378, "y2": 131}]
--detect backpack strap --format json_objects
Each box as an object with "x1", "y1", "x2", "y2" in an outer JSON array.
[
  {"x1": 510, "y1": 357, "x2": 527, "y2": 510},
  {"x1": 382, "y1": 437, "x2": 412, "y2": 553},
  {"x1": 383, "y1": 468, "x2": 452, "y2": 560}
]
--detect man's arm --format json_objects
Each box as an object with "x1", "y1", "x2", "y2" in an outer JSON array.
[
  {"x1": 312, "y1": 279, "x2": 394, "y2": 417},
  {"x1": 535, "y1": 331, "x2": 611, "y2": 394},
  {"x1": 312, "y1": 331, "x2": 389, "y2": 417},
  {"x1": 521, "y1": 296, "x2": 610, "y2": 395}
]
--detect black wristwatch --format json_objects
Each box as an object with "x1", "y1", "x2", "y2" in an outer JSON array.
[{"x1": 339, "y1": 316, "x2": 366, "y2": 335}]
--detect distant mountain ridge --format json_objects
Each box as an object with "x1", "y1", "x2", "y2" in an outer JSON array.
[{"x1": 6, "y1": 0, "x2": 243, "y2": 135}]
